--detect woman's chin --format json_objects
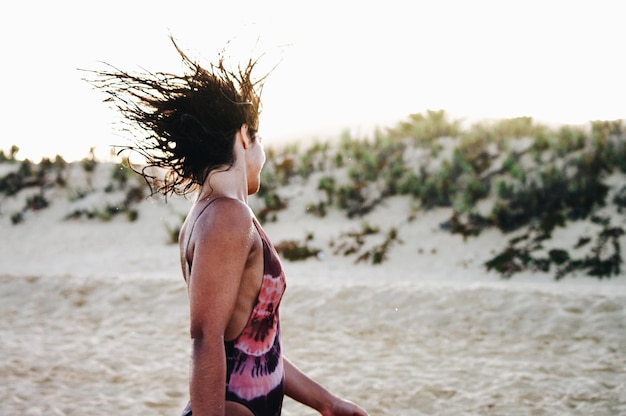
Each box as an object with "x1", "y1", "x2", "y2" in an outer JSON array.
[{"x1": 248, "y1": 183, "x2": 261, "y2": 196}]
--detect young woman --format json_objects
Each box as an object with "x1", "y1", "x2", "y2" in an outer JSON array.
[{"x1": 91, "y1": 37, "x2": 368, "y2": 416}]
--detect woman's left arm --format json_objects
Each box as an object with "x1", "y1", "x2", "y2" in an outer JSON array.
[{"x1": 283, "y1": 357, "x2": 368, "y2": 416}]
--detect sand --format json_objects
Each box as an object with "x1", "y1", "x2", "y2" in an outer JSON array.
[{"x1": 1, "y1": 162, "x2": 626, "y2": 415}]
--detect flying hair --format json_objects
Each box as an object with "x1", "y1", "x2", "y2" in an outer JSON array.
[{"x1": 85, "y1": 35, "x2": 271, "y2": 196}]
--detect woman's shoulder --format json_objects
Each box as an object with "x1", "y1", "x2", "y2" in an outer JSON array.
[
  {"x1": 192, "y1": 197, "x2": 254, "y2": 234},
  {"x1": 210, "y1": 197, "x2": 253, "y2": 219},
  {"x1": 180, "y1": 197, "x2": 257, "y2": 270}
]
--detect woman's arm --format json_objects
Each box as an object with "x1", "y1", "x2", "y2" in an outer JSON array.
[
  {"x1": 284, "y1": 357, "x2": 368, "y2": 416},
  {"x1": 188, "y1": 335, "x2": 227, "y2": 416},
  {"x1": 186, "y1": 200, "x2": 256, "y2": 415}
]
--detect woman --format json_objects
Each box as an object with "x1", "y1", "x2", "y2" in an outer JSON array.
[{"x1": 91, "y1": 37, "x2": 368, "y2": 416}]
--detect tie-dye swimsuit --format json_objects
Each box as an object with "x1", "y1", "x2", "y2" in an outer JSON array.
[{"x1": 182, "y1": 207, "x2": 286, "y2": 416}]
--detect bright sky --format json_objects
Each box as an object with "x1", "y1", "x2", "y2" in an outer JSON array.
[{"x1": 2, "y1": 0, "x2": 624, "y2": 161}]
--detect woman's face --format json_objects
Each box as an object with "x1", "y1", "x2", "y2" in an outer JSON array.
[{"x1": 246, "y1": 132, "x2": 266, "y2": 195}]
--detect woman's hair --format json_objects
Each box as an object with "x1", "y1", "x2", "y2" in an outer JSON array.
[{"x1": 88, "y1": 36, "x2": 268, "y2": 196}]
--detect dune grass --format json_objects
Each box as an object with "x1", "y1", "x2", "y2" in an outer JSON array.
[
  {"x1": 2, "y1": 112, "x2": 624, "y2": 278},
  {"x1": 256, "y1": 112, "x2": 625, "y2": 277}
]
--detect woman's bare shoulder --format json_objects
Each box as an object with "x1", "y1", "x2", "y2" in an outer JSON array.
[
  {"x1": 192, "y1": 197, "x2": 254, "y2": 239},
  {"x1": 210, "y1": 197, "x2": 253, "y2": 223}
]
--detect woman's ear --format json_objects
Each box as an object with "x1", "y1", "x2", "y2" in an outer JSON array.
[{"x1": 238, "y1": 124, "x2": 250, "y2": 149}]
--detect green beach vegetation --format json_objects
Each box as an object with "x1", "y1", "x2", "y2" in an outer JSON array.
[
  {"x1": 0, "y1": 149, "x2": 144, "y2": 224},
  {"x1": 1, "y1": 110, "x2": 624, "y2": 279},
  {"x1": 255, "y1": 110, "x2": 625, "y2": 278}
]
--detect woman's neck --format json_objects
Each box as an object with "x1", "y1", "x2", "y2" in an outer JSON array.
[{"x1": 196, "y1": 167, "x2": 248, "y2": 203}]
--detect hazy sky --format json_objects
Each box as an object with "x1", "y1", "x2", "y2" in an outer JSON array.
[{"x1": 2, "y1": 0, "x2": 624, "y2": 161}]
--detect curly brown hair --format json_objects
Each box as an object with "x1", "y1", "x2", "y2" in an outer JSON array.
[{"x1": 87, "y1": 36, "x2": 269, "y2": 196}]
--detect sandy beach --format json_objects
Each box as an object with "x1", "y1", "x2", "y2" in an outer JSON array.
[{"x1": 1, "y1": 161, "x2": 626, "y2": 415}]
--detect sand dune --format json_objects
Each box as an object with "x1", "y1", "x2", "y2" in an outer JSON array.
[{"x1": 1, "y1": 161, "x2": 626, "y2": 415}]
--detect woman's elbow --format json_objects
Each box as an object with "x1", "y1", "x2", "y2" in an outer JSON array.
[{"x1": 189, "y1": 325, "x2": 224, "y2": 346}]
